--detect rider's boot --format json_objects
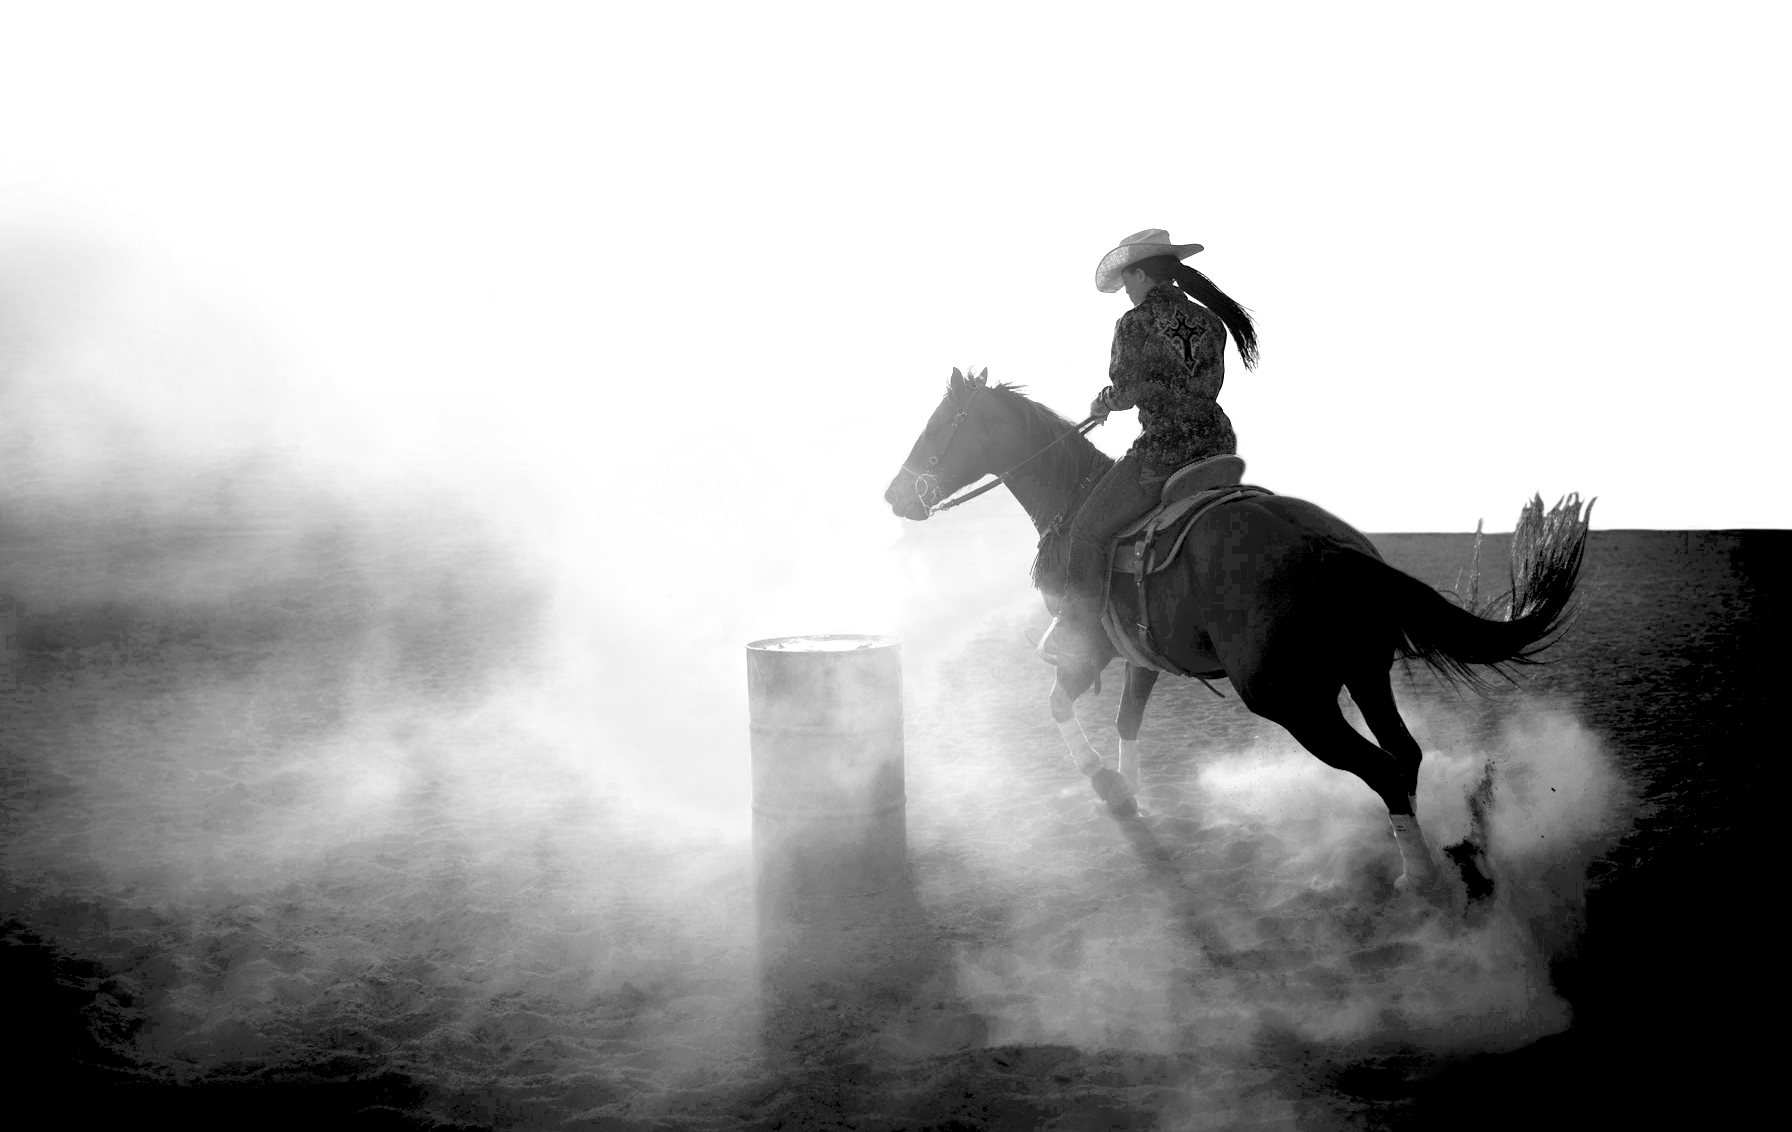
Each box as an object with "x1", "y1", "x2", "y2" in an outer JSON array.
[
  {"x1": 1035, "y1": 587, "x2": 1109, "y2": 666},
  {"x1": 1036, "y1": 544, "x2": 1107, "y2": 666},
  {"x1": 1035, "y1": 615, "x2": 1104, "y2": 666}
]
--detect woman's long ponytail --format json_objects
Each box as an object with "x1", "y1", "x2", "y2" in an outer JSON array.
[
  {"x1": 1172, "y1": 263, "x2": 1258, "y2": 370},
  {"x1": 1132, "y1": 255, "x2": 1260, "y2": 370}
]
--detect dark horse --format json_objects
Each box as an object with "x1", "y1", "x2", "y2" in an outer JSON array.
[{"x1": 885, "y1": 369, "x2": 1586, "y2": 889}]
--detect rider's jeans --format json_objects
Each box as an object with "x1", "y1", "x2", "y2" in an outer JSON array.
[{"x1": 1062, "y1": 453, "x2": 1171, "y2": 624}]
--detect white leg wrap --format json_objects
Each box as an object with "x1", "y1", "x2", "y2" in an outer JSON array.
[
  {"x1": 1058, "y1": 718, "x2": 1102, "y2": 777},
  {"x1": 1117, "y1": 739, "x2": 1141, "y2": 792},
  {"x1": 1389, "y1": 813, "x2": 1435, "y2": 885}
]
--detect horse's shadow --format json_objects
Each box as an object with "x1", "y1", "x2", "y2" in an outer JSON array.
[
  {"x1": 1108, "y1": 809, "x2": 1275, "y2": 970},
  {"x1": 1109, "y1": 801, "x2": 1475, "y2": 964}
]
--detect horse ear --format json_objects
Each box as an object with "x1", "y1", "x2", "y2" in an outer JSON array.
[
  {"x1": 976, "y1": 368, "x2": 989, "y2": 384},
  {"x1": 950, "y1": 367, "x2": 964, "y2": 382}
]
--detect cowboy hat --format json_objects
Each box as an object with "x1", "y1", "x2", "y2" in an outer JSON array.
[{"x1": 1094, "y1": 229, "x2": 1204, "y2": 293}]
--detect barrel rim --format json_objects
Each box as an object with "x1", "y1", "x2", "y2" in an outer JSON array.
[
  {"x1": 745, "y1": 633, "x2": 901, "y2": 652},
  {"x1": 752, "y1": 798, "x2": 907, "y2": 817}
]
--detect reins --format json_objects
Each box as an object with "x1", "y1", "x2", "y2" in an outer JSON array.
[{"x1": 924, "y1": 415, "x2": 1102, "y2": 515}]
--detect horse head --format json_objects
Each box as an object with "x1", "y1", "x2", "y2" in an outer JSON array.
[{"x1": 884, "y1": 367, "x2": 1007, "y2": 520}]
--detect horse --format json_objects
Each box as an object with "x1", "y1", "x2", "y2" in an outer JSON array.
[{"x1": 883, "y1": 368, "x2": 1587, "y2": 889}]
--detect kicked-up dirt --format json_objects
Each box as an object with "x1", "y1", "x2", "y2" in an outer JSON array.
[{"x1": 0, "y1": 527, "x2": 1774, "y2": 1128}]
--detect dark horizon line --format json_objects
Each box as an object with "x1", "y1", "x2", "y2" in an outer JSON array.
[{"x1": 1367, "y1": 527, "x2": 1786, "y2": 536}]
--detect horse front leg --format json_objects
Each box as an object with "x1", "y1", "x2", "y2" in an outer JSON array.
[
  {"x1": 1113, "y1": 663, "x2": 1159, "y2": 795},
  {"x1": 1050, "y1": 659, "x2": 1135, "y2": 815}
]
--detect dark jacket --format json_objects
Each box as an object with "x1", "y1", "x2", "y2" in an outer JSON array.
[{"x1": 1097, "y1": 283, "x2": 1237, "y2": 468}]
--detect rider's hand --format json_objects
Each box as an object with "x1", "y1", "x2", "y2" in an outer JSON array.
[{"x1": 1089, "y1": 393, "x2": 1111, "y2": 421}]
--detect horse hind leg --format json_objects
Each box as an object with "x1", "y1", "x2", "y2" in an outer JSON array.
[
  {"x1": 1113, "y1": 663, "x2": 1159, "y2": 794},
  {"x1": 1345, "y1": 667, "x2": 1496, "y2": 896},
  {"x1": 1278, "y1": 696, "x2": 1437, "y2": 890},
  {"x1": 1352, "y1": 669, "x2": 1499, "y2": 901},
  {"x1": 1345, "y1": 667, "x2": 1423, "y2": 810}
]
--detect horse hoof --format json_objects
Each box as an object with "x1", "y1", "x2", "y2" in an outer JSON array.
[
  {"x1": 1089, "y1": 767, "x2": 1136, "y2": 813},
  {"x1": 1393, "y1": 868, "x2": 1442, "y2": 898}
]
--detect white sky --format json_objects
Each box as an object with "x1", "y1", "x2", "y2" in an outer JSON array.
[{"x1": 2, "y1": 0, "x2": 1787, "y2": 549}]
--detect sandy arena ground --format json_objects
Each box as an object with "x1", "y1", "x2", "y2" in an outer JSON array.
[{"x1": 3, "y1": 526, "x2": 1767, "y2": 1128}]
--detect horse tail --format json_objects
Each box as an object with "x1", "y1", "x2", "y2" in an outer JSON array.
[{"x1": 1349, "y1": 497, "x2": 1592, "y2": 689}]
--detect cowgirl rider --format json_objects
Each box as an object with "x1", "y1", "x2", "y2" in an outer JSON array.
[{"x1": 1037, "y1": 228, "x2": 1261, "y2": 664}]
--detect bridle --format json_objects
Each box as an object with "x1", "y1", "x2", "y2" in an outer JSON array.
[
  {"x1": 900, "y1": 398, "x2": 974, "y2": 511},
  {"x1": 901, "y1": 387, "x2": 1101, "y2": 515}
]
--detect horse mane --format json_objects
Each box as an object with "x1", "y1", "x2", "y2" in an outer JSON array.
[
  {"x1": 946, "y1": 375, "x2": 1112, "y2": 597},
  {"x1": 985, "y1": 383, "x2": 1112, "y2": 495}
]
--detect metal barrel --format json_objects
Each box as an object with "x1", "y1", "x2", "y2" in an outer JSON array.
[
  {"x1": 0, "y1": 595, "x2": 19, "y2": 692},
  {"x1": 746, "y1": 634, "x2": 906, "y2": 905}
]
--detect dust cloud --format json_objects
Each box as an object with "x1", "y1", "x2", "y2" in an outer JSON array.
[
  {"x1": 2, "y1": 214, "x2": 1633, "y2": 1124},
  {"x1": 0, "y1": 215, "x2": 774, "y2": 1090},
  {"x1": 933, "y1": 697, "x2": 1628, "y2": 1057}
]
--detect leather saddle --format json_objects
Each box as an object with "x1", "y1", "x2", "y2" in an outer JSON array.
[
  {"x1": 1107, "y1": 455, "x2": 1268, "y2": 576},
  {"x1": 1100, "y1": 454, "x2": 1273, "y2": 678}
]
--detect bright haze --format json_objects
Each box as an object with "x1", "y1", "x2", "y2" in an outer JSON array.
[
  {"x1": 0, "y1": 5, "x2": 1776, "y2": 1107},
  {"x1": 2, "y1": 5, "x2": 1786, "y2": 788},
  {"x1": 7, "y1": 2, "x2": 1784, "y2": 777},
  {"x1": 5, "y1": 2, "x2": 1787, "y2": 527}
]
